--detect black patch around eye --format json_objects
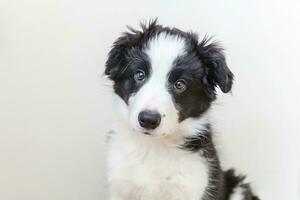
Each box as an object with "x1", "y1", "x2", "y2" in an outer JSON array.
[
  {"x1": 168, "y1": 53, "x2": 212, "y2": 121},
  {"x1": 113, "y1": 48, "x2": 151, "y2": 104}
]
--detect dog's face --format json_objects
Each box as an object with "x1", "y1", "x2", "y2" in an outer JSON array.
[{"x1": 105, "y1": 21, "x2": 233, "y2": 137}]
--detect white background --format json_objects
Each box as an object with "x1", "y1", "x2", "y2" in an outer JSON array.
[{"x1": 0, "y1": 0, "x2": 299, "y2": 199}]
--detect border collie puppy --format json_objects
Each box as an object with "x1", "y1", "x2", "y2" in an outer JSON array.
[{"x1": 104, "y1": 20, "x2": 259, "y2": 200}]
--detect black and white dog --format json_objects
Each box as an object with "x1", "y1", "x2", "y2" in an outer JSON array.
[{"x1": 104, "y1": 20, "x2": 259, "y2": 200}]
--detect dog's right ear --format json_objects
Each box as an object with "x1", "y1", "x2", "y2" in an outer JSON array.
[
  {"x1": 105, "y1": 20, "x2": 159, "y2": 80},
  {"x1": 105, "y1": 33, "x2": 135, "y2": 80}
]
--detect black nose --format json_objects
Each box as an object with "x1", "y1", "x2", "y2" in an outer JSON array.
[{"x1": 138, "y1": 110, "x2": 161, "y2": 130}]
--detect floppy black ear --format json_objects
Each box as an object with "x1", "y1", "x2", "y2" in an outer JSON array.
[
  {"x1": 105, "y1": 33, "x2": 134, "y2": 80},
  {"x1": 105, "y1": 19, "x2": 159, "y2": 80},
  {"x1": 198, "y1": 37, "x2": 234, "y2": 96}
]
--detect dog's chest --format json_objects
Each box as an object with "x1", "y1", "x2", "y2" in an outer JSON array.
[{"x1": 107, "y1": 134, "x2": 209, "y2": 200}]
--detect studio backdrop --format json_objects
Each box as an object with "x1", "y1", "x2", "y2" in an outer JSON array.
[{"x1": 0, "y1": 0, "x2": 299, "y2": 200}]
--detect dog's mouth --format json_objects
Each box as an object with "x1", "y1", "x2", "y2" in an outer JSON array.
[
  {"x1": 132, "y1": 126, "x2": 168, "y2": 137},
  {"x1": 132, "y1": 127, "x2": 152, "y2": 136},
  {"x1": 141, "y1": 130, "x2": 168, "y2": 138}
]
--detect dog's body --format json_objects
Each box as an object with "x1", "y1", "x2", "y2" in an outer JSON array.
[
  {"x1": 107, "y1": 117, "x2": 210, "y2": 200},
  {"x1": 105, "y1": 20, "x2": 259, "y2": 200}
]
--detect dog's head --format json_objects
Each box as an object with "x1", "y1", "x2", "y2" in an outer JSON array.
[{"x1": 105, "y1": 20, "x2": 233, "y2": 137}]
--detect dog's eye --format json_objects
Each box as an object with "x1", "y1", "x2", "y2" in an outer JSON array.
[
  {"x1": 134, "y1": 70, "x2": 146, "y2": 82},
  {"x1": 174, "y1": 79, "x2": 187, "y2": 93}
]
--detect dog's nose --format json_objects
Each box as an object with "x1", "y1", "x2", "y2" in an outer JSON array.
[{"x1": 138, "y1": 110, "x2": 161, "y2": 130}]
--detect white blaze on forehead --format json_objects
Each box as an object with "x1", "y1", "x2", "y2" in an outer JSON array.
[
  {"x1": 142, "y1": 33, "x2": 187, "y2": 111},
  {"x1": 145, "y1": 32, "x2": 186, "y2": 79},
  {"x1": 128, "y1": 33, "x2": 187, "y2": 134}
]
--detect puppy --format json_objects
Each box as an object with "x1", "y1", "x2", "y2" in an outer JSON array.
[{"x1": 104, "y1": 20, "x2": 259, "y2": 200}]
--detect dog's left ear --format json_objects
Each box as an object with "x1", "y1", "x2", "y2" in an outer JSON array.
[{"x1": 198, "y1": 38, "x2": 234, "y2": 97}]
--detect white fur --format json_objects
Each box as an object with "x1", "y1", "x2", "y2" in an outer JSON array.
[
  {"x1": 129, "y1": 33, "x2": 187, "y2": 136},
  {"x1": 107, "y1": 95, "x2": 210, "y2": 200},
  {"x1": 229, "y1": 186, "x2": 245, "y2": 200},
  {"x1": 107, "y1": 33, "x2": 210, "y2": 200},
  {"x1": 107, "y1": 108, "x2": 209, "y2": 200}
]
